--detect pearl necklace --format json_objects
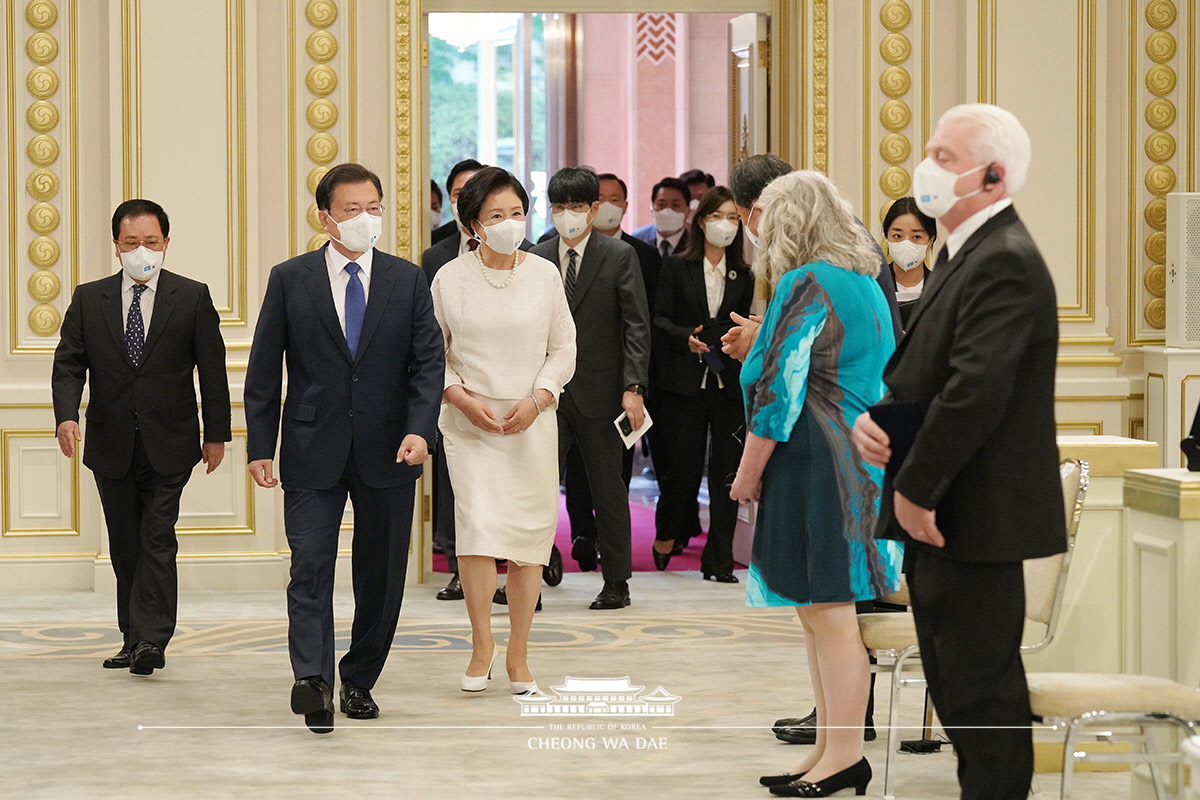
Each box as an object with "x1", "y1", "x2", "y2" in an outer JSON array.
[{"x1": 475, "y1": 248, "x2": 519, "y2": 289}]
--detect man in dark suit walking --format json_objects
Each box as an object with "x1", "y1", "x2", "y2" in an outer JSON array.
[
  {"x1": 531, "y1": 167, "x2": 650, "y2": 610},
  {"x1": 245, "y1": 163, "x2": 444, "y2": 734},
  {"x1": 429, "y1": 158, "x2": 484, "y2": 248},
  {"x1": 854, "y1": 104, "x2": 1066, "y2": 799},
  {"x1": 53, "y1": 199, "x2": 231, "y2": 677}
]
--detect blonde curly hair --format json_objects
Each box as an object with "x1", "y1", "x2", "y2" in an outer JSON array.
[{"x1": 753, "y1": 170, "x2": 881, "y2": 289}]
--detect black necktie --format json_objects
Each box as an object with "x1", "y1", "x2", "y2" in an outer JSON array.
[
  {"x1": 565, "y1": 249, "x2": 579, "y2": 301},
  {"x1": 660, "y1": 239, "x2": 671, "y2": 259},
  {"x1": 125, "y1": 284, "x2": 148, "y2": 367}
]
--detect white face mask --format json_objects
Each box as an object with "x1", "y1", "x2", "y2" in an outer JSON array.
[
  {"x1": 552, "y1": 208, "x2": 592, "y2": 239},
  {"x1": 431, "y1": 208, "x2": 442, "y2": 230},
  {"x1": 120, "y1": 246, "x2": 164, "y2": 282},
  {"x1": 888, "y1": 239, "x2": 928, "y2": 272},
  {"x1": 703, "y1": 218, "x2": 739, "y2": 248},
  {"x1": 653, "y1": 207, "x2": 686, "y2": 235},
  {"x1": 744, "y1": 204, "x2": 763, "y2": 249},
  {"x1": 594, "y1": 202, "x2": 625, "y2": 231},
  {"x1": 912, "y1": 159, "x2": 987, "y2": 218},
  {"x1": 476, "y1": 217, "x2": 525, "y2": 255},
  {"x1": 449, "y1": 201, "x2": 459, "y2": 224},
  {"x1": 329, "y1": 211, "x2": 382, "y2": 252}
]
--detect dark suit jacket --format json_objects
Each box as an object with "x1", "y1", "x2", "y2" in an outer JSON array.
[
  {"x1": 52, "y1": 270, "x2": 231, "y2": 479},
  {"x1": 653, "y1": 255, "x2": 753, "y2": 398},
  {"x1": 420, "y1": 229, "x2": 533, "y2": 286},
  {"x1": 877, "y1": 205, "x2": 1066, "y2": 563},
  {"x1": 530, "y1": 234, "x2": 651, "y2": 419},
  {"x1": 430, "y1": 219, "x2": 458, "y2": 246},
  {"x1": 621, "y1": 232, "x2": 663, "y2": 312},
  {"x1": 244, "y1": 245, "x2": 445, "y2": 490}
]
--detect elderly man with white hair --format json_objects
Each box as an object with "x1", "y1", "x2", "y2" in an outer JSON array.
[{"x1": 852, "y1": 103, "x2": 1066, "y2": 799}]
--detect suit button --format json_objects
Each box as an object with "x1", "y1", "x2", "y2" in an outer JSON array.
[
  {"x1": 348, "y1": 409, "x2": 354, "y2": 418},
  {"x1": 352, "y1": 374, "x2": 359, "y2": 382}
]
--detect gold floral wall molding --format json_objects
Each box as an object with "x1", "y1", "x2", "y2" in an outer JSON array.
[{"x1": 865, "y1": 0, "x2": 922, "y2": 226}]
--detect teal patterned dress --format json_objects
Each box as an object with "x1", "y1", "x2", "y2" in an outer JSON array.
[{"x1": 740, "y1": 260, "x2": 903, "y2": 606}]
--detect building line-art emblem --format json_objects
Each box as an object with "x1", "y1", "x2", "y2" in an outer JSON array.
[{"x1": 514, "y1": 676, "x2": 681, "y2": 717}]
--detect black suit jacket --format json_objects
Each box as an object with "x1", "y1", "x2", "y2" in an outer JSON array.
[
  {"x1": 430, "y1": 219, "x2": 458, "y2": 246},
  {"x1": 530, "y1": 234, "x2": 651, "y2": 419},
  {"x1": 52, "y1": 270, "x2": 231, "y2": 479},
  {"x1": 621, "y1": 232, "x2": 663, "y2": 312},
  {"x1": 653, "y1": 254, "x2": 753, "y2": 398},
  {"x1": 244, "y1": 245, "x2": 445, "y2": 490},
  {"x1": 420, "y1": 229, "x2": 533, "y2": 286},
  {"x1": 877, "y1": 205, "x2": 1066, "y2": 563}
]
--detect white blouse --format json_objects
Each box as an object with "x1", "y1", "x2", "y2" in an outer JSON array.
[{"x1": 431, "y1": 251, "x2": 577, "y2": 402}]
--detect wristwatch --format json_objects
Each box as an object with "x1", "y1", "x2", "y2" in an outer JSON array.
[{"x1": 625, "y1": 384, "x2": 644, "y2": 396}]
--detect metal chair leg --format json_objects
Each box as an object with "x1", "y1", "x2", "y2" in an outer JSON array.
[
  {"x1": 884, "y1": 657, "x2": 903, "y2": 799},
  {"x1": 1060, "y1": 718, "x2": 1082, "y2": 800}
]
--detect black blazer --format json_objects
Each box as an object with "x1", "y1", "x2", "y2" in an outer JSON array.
[
  {"x1": 653, "y1": 254, "x2": 753, "y2": 398},
  {"x1": 529, "y1": 234, "x2": 651, "y2": 419},
  {"x1": 420, "y1": 229, "x2": 533, "y2": 286},
  {"x1": 430, "y1": 218, "x2": 458, "y2": 246},
  {"x1": 244, "y1": 245, "x2": 445, "y2": 490},
  {"x1": 621, "y1": 232, "x2": 664, "y2": 312},
  {"x1": 877, "y1": 206, "x2": 1066, "y2": 563},
  {"x1": 52, "y1": 270, "x2": 231, "y2": 479}
]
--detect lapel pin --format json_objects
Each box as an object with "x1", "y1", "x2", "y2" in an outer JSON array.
[{"x1": 727, "y1": 270, "x2": 738, "y2": 281}]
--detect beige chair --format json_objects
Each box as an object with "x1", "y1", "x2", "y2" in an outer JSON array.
[{"x1": 857, "y1": 458, "x2": 1089, "y2": 799}]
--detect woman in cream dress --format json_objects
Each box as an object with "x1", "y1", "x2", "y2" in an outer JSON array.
[{"x1": 430, "y1": 167, "x2": 576, "y2": 695}]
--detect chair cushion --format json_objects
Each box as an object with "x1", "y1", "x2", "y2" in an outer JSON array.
[
  {"x1": 1027, "y1": 673, "x2": 1200, "y2": 720},
  {"x1": 858, "y1": 612, "x2": 919, "y2": 653}
]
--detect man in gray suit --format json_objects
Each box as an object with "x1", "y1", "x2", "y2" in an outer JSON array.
[{"x1": 531, "y1": 167, "x2": 651, "y2": 610}]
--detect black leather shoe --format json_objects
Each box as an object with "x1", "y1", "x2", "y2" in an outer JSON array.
[
  {"x1": 103, "y1": 646, "x2": 131, "y2": 669},
  {"x1": 492, "y1": 585, "x2": 542, "y2": 611},
  {"x1": 773, "y1": 710, "x2": 817, "y2": 734},
  {"x1": 589, "y1": 581, "x2": 630, "y2": 610},
  {"x1": 129, "y1": 641, "x2": 165, "y2": 675},
  {"x1": 436, "y1": 574, "x2": 463, "y2": 601},
  {"x1": 339, "y1": 679, "x2": 379, "y2": 719},
  {"x1": 291, "y1": 676, "x2": 334, "y2": 734},
  {"x1": 776, "y1": 720, "x2": 877, "y2": 744},
  {"x1": 768, "y1": 757, "x2": 871, "y2": 797},
  {"x1": 571, "y1": 536, "x2": 599, "y2": 571},
  {"x1": 651, "y1": 544, "x2": 672, "y2": 571},
  {"x1": 703, "y1": 571, "x2": 739, "y2": 583}
]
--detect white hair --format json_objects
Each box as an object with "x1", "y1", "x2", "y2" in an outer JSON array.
[
  {"x1": 753, "y1": 170, "x2": 881, "y2": 289},
  {"x1": 937, "y1": 103, "x2": 1032, "y2": 195}
]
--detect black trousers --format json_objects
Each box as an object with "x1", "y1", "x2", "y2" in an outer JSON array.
[
  {"x1": 563, "y1": 439, "x2": 632, "y2": 542},
  {"x1": 908, "y1": 548, "x2": 1032, "y2": 800},
  {"x1": 283, "y1": 452, "x2": 415, "y2": 689},
  {"x1": 653, "y1": 384, "x2": 743, "y2": 574},
  {"x1": 430, "y1": 431, "x2": 458, "y2": 573},
  {"x1": 557, "y1": 393, "x2": 632, "y2": 583},
  {"x1": 93, "y1": 431, "x2": 191, "y2": 650}
]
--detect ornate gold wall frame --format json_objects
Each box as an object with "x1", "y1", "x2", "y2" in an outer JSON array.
[
  {"x1": 1, "y1": 428, "x2": 81, "y2": 537},
  {"x1": 175, "y1": 428, "x2": 257, "y2": 537}
]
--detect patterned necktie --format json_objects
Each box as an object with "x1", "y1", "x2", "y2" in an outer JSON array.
[
  {"x1": 660, "y1": 239, "x2": 671, "y2": 259},
  {"x1": 564, "y1": 249, "x2": 579, "y2": 302},
  {"x1": 344, "y1": 262, "x2": 365, "y2": 357},
  {"x1": 125, "y1": 284, "x2": 148, "y2": 367}
]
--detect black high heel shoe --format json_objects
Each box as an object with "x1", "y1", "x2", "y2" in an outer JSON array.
[
  {"x1": 652, "y1": 544, "x2": 672, "y2": 571},
  {"x1": 768, "y1": 758, "x2": 870, "y2": 797},
  {"x1": 758, "y1": 771, "x2": 807, "y2": 787}
]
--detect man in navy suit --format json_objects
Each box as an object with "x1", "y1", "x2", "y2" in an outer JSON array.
[{"x1": 245, "y1": 163, "x2": 444, "y2": 734}]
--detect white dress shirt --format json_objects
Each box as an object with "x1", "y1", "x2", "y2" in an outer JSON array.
[
  {"x1": 703, "y1": 253, "x2": 727, "y2": 319},
  {"x1": 121, "y1": 270, "x2": 162, "y2": 338},
  {"x1": 325, "y1": 244, "x2": 374, "y2": 335},
  {"x1": 457, "y1": 229, "x2": 473, "y2": 257},
  {"x1": 895, "y1": 278, "x2": 925, "y2": 303},
  {"x1": 558, "y1": 231, "x2": 592, "y2": 282},
  {"x1": 944, "y1": 197, "x2": 1013, "y2": 260}
]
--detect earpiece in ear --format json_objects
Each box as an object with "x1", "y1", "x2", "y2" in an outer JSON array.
[{"x1": 983, "y1": 164, "x2": 1000, "y2": 186}]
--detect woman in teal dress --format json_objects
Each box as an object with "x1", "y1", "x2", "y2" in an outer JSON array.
[{"x1": 729, "y1": 170, "x2": 903, "y2": 798}]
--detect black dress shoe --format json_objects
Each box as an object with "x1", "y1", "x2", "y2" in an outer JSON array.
[
  {"x1": 291, "y1": 676, "x2": 334, "y2": 734},
  {"x1": 571, "y1": 536, "x2": 599, "y2": 571},
  {"x1": 773, "y1": 710, "x2": 817, "y2": 734},
  {"x1": 339, "y1": 679, "x2": 380, "y2": 719},
  {"x1": 651, "y1": 545, "x2": 672, "y2": 571},
  {"x1": 492, "y1": 585, "x2": 542, "y2": 611},
  {"x1": 589, "y1": 581, "x2": 630, "y2": 610},
  {"x1": 776, "y1": 720, "x2": 877, "y2": 745},
  {"x1": 703, "y1": 571, "x2": 739, "y2": 583},
  {"x1": 436, "y1": 574, "x2": 463, "y2": 601},
  {"x1": 129, "y1": 641, "x2": 165, "y2": 675},
  {"x1": 103, "y1": 646, "x2": 131, "y2": 669},
  {"x1": 758, "y1": 772, "x2": 807, "y2": 787},
  {"x1": 768, "y1": 757, "x2": 871, "y2": 797}
]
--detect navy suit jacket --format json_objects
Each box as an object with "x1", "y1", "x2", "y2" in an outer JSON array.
[{"x1": 244, "y1": 245, "x2": 445, "y2": 490}]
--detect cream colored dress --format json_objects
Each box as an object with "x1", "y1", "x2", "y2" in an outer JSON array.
[{"x1": 430, "y1": 251, "x2": 576, "y2": 566}]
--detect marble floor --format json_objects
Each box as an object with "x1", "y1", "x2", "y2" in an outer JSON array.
[{"x1": 0, "y1": 572, "x2": 1133, "y2": 799}]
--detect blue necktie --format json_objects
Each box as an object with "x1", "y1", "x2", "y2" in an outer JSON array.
[
  {"x1": 344, "y1": 262, "x2": 365, "y2": 357},
  {"x1": 125, "y1": 284, "x2": 148, "y2": 367}
]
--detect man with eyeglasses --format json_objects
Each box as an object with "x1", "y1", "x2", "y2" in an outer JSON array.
[
  {"x1": 245, "y1": 162, "x2": 444, "y2": 734},
  {"x1": 52, "y1": 199, "x2": 231, "y2": 678}
]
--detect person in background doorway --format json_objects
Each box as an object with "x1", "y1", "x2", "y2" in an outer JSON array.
[
  {"x1": 631, "y1": 177, "x2": 692, "y2": 260},
  {"x1": 882, "y1": 196, "x2": 937, "y2": 330},
  {"x1": 430, "y1": 179, "x2": 444, "y2": 234},
  {"x1": 679, "y1": 168, "x2": 716, "y2": 228},
  {"x1": 430, "y1": 159, "x2": 484, "y2": 249}
]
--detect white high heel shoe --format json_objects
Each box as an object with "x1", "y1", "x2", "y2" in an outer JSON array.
[
  {"x1": 510, "y1": 678, "x2": 538, "y2": 696},
  {"x1": 461, "y1": 646, "x2": 497, "y2": 692}
]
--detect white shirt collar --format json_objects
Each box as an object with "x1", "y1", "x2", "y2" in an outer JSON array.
[
  {"x1": 944, "y1": 198, "x2": 1013, "y2": 260},
  {"x1": 705, "y1": 252, "x2": 727, "y2": 273},
  {"x1": 325, "y1": 243, "x2": 374, "y2": 281},
  {"x1": 121, "y1": 269, "x2": 161, "y2": 294},
  {"x1": 656, "y1": 228, "x2": 685, "y2": 251},
  {"x1": 559, "y1": 231, "x2": 592, "y2": 265}
]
